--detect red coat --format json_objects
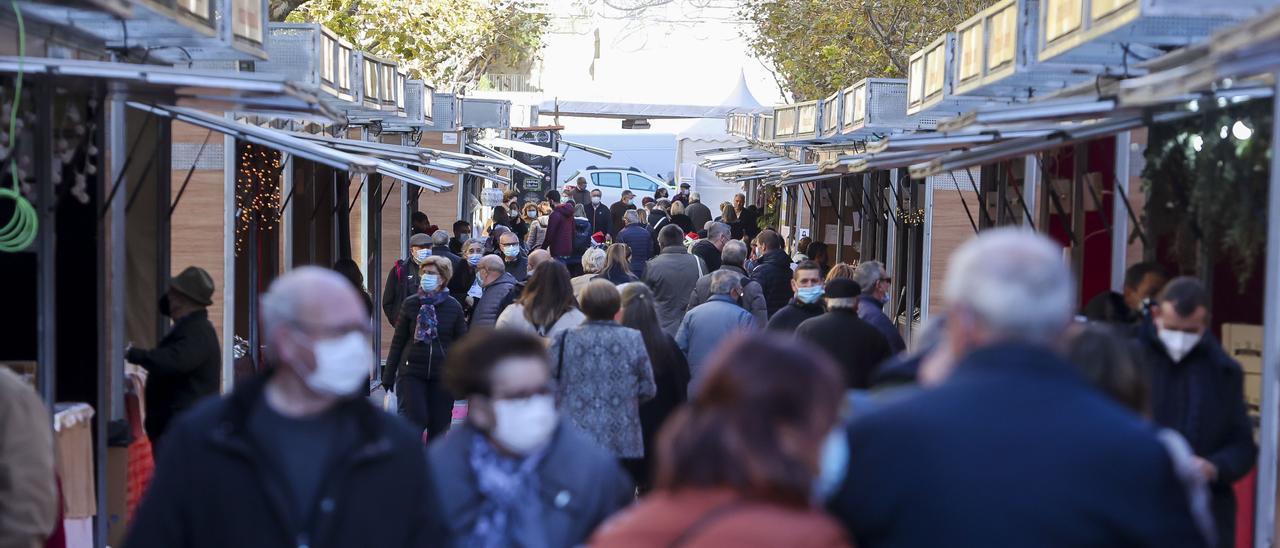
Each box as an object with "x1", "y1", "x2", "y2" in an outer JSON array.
[
  {"x1": 544, "y1": 203, "x2": 576, "y2": 257},
  {"x1": 590, "y1": 488, "x2": 851, "y2": 547}
]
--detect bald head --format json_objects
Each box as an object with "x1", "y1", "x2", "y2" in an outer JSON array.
[
  {"x1": 478, "y1": 255, "x2": 506, "y2": 286},
  {"x1": 528, "y1": 249, "x2": 552, "y2": 271},
  {"x1": 260, "y1": 267, "x2": 368, "y2": 397}
]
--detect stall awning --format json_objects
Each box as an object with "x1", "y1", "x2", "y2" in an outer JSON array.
[
  {"x1": 464, "y1": 142, "x2": 543, "y2": 178},
  {"x1": 560, "y1": 139, "x2": 614, "y2": 159},
  {"x1": 4, "y1": 57, "x2": 341, "y2": 123},
  {"x1": 129, "y1": 103, "x2": 452, "y2": 191},
  {"x1": 478, "y1": 137, "x2": 562, "y2": 159},
  {"x1": 291, "y1": 133, "x2": 473, "y2": 175}
]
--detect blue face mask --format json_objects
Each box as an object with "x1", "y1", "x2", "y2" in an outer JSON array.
[
  {"x1": 813, "y1": 427, "x2": 849, "y2": 503},
  {"x1": 467, "y1": 254, "x2": 482, "y2": 266},
  {"x1": 503, "y1": 245, "x2": 521, "y2": 258},
  {"x1": 420, "y1": 274, "x2": 440, "y2": 292},
  {"x1": 414, "y1": 248, "x2": 432, "y2": 264},
  {"x1": 796, "y1": 285, "x2": 824, "y2": 304}
]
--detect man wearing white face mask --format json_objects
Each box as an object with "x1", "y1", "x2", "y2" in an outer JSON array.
[
  {"x1": 382, "y1": 232, "x2": 432, "y2": 328},
  {"x1": 430, "y1": 328, "x2": 633, "y2": 548},
  {"x1": 127, "y1": 267, "x2": 447, "y2": 548},
  {"x1": 1135, "y1": 276, "x2": 1256, "y2": 548}
]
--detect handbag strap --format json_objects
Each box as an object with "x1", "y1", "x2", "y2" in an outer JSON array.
[{"x1": 667, "y1": 500, "x2": 748, "y2": 548}]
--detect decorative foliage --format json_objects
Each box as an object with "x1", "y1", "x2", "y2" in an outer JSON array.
[
  {"x1": 286, "y1": 0, "x2": 548, "y2": 92},
  {"x1": 897, "y1": 207, "x2": 925, "y2": 226},
  {"x1": 235, "y1": 144, "x2": 282, "y2": 254},
  {"x1": 759, "y1": 185, "x2": 782, "y2": 230},
  {"x1": 1142, "y1": 99, "x2": 1272, "y2": 285},
  {"x1": 739, "y1": 0, "x2": 991, "y2": 102}
]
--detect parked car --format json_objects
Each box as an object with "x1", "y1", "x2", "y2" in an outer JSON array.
[{"x1": 562, "y1": 166, "x2": 675, "y2": 205}]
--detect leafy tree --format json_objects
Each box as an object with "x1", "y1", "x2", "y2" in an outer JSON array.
[
  {"x1": 282, "y1": 0, "x2": 547, "y2": 92},
  {"x1": 740, "y1": 0, "x2": 990, "y2": 102}
]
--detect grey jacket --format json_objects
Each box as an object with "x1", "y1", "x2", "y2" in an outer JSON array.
[
  {"x1": 677, "y1": 295, "x2": 756, "y2": 393},
  {"x1": 643, "y1": 246, "x2": 707, "y2": 336},
  {"x1": 428, "y1": 422, "x2": 634, "y2": 548},
  {"x1": 686, "y1": 265, "x2": 768, "y2": 327},
  {"x1": 550, "y1": 321, "x2": 657, "y2": 458},
  {"x1": 470, "y1": 272, "x2": 518, "y2": 328}
]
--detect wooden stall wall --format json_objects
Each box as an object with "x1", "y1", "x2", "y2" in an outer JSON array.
[
  {"x1": 927, "y1": 184, "x2": 979, "y2": 316},
  {"x1": 169, "y1": 121, "x2": 228, "y2": 350}
]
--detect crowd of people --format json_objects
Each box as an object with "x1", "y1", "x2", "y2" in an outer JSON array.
[{"x1": 2, "y1": 181, "x2": 1258, "y2": 547}]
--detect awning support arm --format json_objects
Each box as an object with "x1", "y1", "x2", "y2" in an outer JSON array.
[
  {"x1": 946, "y1": 171, "x2": 980, "y2": 234},
  {"x1": 348, "y1": 174, "x2": 366, "y2": 214},
  {"x1": 963, "y1": 167, "x2": 996, "y2": 228},
  {"x1": 1111, "y1": 173, "x2": 1150, "y2": 248},
  {"x1": 379, "y1": 179, "x2": 398, "y2": 213},
  {"x1": 1038, "y1": 152, "x2": 1079, "y2": 246},
  {"x1": 99, "y1": 110, "x2": 154, "y2": 220},
  {"x1": 169, "y1": 129, "x2": 213, "y2": 218},
  {"x1": 1002, "y1": 161, "x2": 1037, "y2": 231}
]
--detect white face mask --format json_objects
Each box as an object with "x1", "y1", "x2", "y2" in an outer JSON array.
[
  {"x1": 303, "y1": 332, "x2": 372, "y2": 396},
  {"x1": 490, "y1": 394, "x2": 557, "y2": 454},
  {"x1": 591, "y1": 196, "x2": 601, "y2": 205},
  {"x1": 1157, "y1": 328, "x2": 1202, "y2": 363}
]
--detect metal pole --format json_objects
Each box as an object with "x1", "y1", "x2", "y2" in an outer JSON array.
[
  {"x1": 1111, "y1": 132, "x2": 1132, "y2": 292},
  {"x1": 1023, "y1": 154, "x2": 1040, "y2": 232},
  {"x1": 884, "y1": 173, "x2": 899, "y2": 313},
  {"x1": 282, "y1": 154, "x2": 294, "y2": 270},
  {"x1": 1071, "y1": 144, "x2": 1087, "y2": 299},
  {"x1": 1251, "y1": 75, "x2": 1280, "y2": 548},
  {"x1": 221, "y1": 120, "x2": 236, "y2": 393},
  {"x1": 835, "y1": 176, "x2": 845, "y2": 263},
  {"x1": 903, "y1": 171, "x2": 918, "y2": 345},
  {"x1": 919, "y1": 174, "x2": 935, "y2": 330}
]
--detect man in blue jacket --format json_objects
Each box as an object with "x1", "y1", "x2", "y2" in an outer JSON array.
[
  {"x1": 616, "y1": 209, "x2": 654, "y2": 278},
  {"x1": 1135, "y1": 276, "x2": 1256, "y2": 548},
  {"x1": 852, "y1": 260, "x2": 906, "y2": 354},
  {"x1": 828, "y1": 229, "x2": 1205, "y2": 548}
]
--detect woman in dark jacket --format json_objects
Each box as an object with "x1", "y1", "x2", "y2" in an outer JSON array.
[
  {"x1": 668, "y1": 201, "x2": 695, "y2": 235},
  {"x1": 383, "y1": 255, "x2": 468, "y2": 439},
  {"x1": 598, "y1": 243, "x2": 640, "y2": 285},
  {"x1": 617, "y1": 282, "x2": 689, "y2": 491}
]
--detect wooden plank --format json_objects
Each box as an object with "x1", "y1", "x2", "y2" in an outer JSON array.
[
  {"x1": 170, "y1": 170, "x2": 227, "y2": 349},
  {"x1": 927, "y1": 189, "x2": 978, "y2": 316}
]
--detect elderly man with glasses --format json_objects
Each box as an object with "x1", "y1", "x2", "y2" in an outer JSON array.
[{"x1": 852, "y1": 260, "x2": 905, "y2": 354}]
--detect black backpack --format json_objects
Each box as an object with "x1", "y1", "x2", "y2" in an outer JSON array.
[{"x1": 572, "y1": 218, "x2": 592, "y2": 255}]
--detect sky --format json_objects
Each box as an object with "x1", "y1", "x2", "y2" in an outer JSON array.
[{"x1": 522, "y1": 0, "x2": 783, "y2": 133}]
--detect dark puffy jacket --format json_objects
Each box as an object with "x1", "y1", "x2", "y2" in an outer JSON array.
[
  {"x1": 752, "y1": 250, "x2": 794, "y2": 317},
  {"x1": 384, "y1": 292, "x2": 467, "y2": 386},
  {"x1": 587, "y1": 202, "x2": 612, "y2": 236},
  {"x1": 470, "y1": 272, "x2": 518, "y2": 328},
  {"x1": 125, "y1": 310, "x2": 221, "y2": 445},
  {"x1": 857, "y1": 295, "x2": 906, "y2": 354},
  {"x1": 765, "y1": 300, "x2": 824, "y2": 332},
  {"x1": 382, "y1": 257, "x2": 419, "y2": 327},
  {"x1": 617, "y1": 223, "x2": 654, "y2": 278},
  {"x1": 124, "y1": 375, "x2": 446, "y2": 548},
  {"x1": 544, "y1": 203, "x2": 576, "y2": 257},
  {"x1": 689, "y1": 239, "x2": 721, "y2": 272}
]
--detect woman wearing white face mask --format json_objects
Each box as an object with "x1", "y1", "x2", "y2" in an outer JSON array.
[
  {"x1": 384, "y1": 256, "x2": 468, "y2": 440},
  {"x1": 428, "y1": 329, "x2": 634, "y2": 548}
]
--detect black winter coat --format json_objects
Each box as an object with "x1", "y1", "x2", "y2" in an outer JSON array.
[
  {"x1": 796, "y1": 309, "x2": 892, "y2": 389},
  {"x1": 470, "y1": 272, "x2": 519, "y2": 328},
  {"x1": 126, "y1": 310, "x2": 220, "y2": 444},
  {"x1": 830, "y1": 343, "x2": 1207, "y2": 548},
  {"x1": 1135, "y1": 326, "x2": 1257, "y2": 547},
  {"x1": 432, "y1": 244, "x2": 463, "y2": 281},
  {"x1": 381, "y1": 257, "x2": 419, "y2": 327},
  {"x1": 384, "y1": 293, "x2": 467, "y2": 386},
  {"x1": 124, "y1": 376, "x2": 446, "y2": 548},
  {"x1": 689, "y1": 239, "x2": 722, "y2": 272},
  {"x1": 765, "y1": 300, "x2": 823, "y2": 333},
  {"x1": 587, "y1": 202, "x2": 612, "y2": 236},
  {"x1": 752, "y1": 250, "x2": 794, "y2": 317},
  {"x1": 608, "y1": 201, "x2": 634, "y2": 239}
]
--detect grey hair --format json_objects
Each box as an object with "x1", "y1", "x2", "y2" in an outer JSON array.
[
  {"x1": 655, "y1": 198, "x2": 671, "y2": 209},
  {"x1": 943, "y1": 228, "x2": 1074, "y2": 343},
  {"x1": 706, "y1": 222, "x2": 730, "y2": 242},
  {"x1": 853, "y1": 261, "x2": 887, "y2": 295},
  {"x1": 709, "y1": 269, "x2": 742, "y2": 295},
  {"x1": 623, "y1": 210, "x2": 642, "y2": 225},
  {"x1": 260, "y1": 266, "x2": 351, "y2": 334},
  {"x1": 826, "y1": 297, "x2": 857, "y2": 310},
  {"x1": 432, "y1": 230, "x2": 450, "y2": 246},
  {"x1": 721, "y1": 240, "x2": 748, "y2": 267},
  {"x1": 574, "y1": 203, "x2": 587, "y2": 218},
  {"x1": 581, "y1": 247, "x2": 607, "y2": 274},
  {"x1": 689, "y1": 191, "x2": 701, "y2": 202}
]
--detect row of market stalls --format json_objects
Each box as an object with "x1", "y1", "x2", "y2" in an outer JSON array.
[
  {"x1": 0, "y1": 1, "x2": 533, "y2": 543},
  {"x1": 711, "y1": 0, "x2": 1280, "y2": 544}
]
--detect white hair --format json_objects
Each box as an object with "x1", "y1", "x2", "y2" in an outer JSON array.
[
  {"x1": 709, "y1": 269, "x2": 742, "y2": 295},
  {"x1": 623, "y1": 210, "x2": 642, "y2": 225},
  {"x1": 581, "y1": 247, "x2": 607, "y2": 274},
  {"x1": 853, "y1": 261, "x2": 887, "y2": 295},
  {"x1": 943, "y1": 228, "x2": 1074, "y2": 342},
  {"x1": 689, "y1": 191, "x2": 701, "y2": 202}
]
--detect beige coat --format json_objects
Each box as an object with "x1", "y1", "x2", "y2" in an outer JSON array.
[
  {"x1": 0, "y1": 367, "x2": 58, "y2": 548},
  {"x1": 495, "y1": 304, "x2": 586, "y2": 340}
]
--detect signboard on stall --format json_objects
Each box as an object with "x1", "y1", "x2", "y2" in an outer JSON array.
[{"x1": 480, "y1": 187, "x2": 505, "y2": 207}]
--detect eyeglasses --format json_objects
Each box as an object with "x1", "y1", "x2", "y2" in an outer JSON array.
[{"x1": 493, "y1": 381, "x2": 556, "y2": 401}]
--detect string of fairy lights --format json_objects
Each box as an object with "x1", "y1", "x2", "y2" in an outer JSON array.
[{"x1": 234, "y1": 143, "x2": 282, "y2": 254}]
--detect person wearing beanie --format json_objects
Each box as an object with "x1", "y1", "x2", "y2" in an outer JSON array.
[{"x1": 794, "y1": 277, "x2": 893, "y2": 389}]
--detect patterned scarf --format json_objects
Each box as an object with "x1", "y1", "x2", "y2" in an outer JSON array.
[
  {"x1": 414, "y1": 289, "x2": 450, "y2": 343},
  {"x1": 463, "y1": 434, "x2": 550, "y2": 548}
]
